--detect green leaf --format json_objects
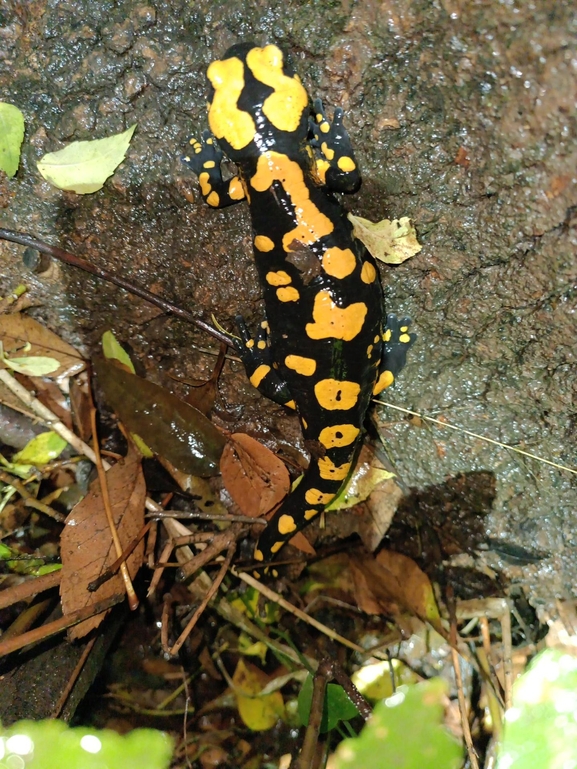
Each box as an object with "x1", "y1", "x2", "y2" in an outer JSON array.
[
  {"x1": 298, "y1": 675, "x2": 360, "y2": 733},
  {"x1": 102, "y1": 330, "x2": 135, "y2": 373},
  {"x1": 0, "y1": 103, "x2": 25, "y2": 178},
  {"x1": 497, "y1": 649, "x2": 577, "y2": 769},
  {"x1": 332, "y1": 680, "x2": 463, "y2": 769},
  {"x1": 348, "y1": 213, "x2": 422, "y2": 264},
  {"x1": 13, "y1": 431, "x2": 67, "y2": 466},
  {"x1": 94, "y1": 356, "x2": 226, "y2": 476},
  {"x1": 37, "y1": 124, "x2": 136, "y2": 194},
  {"x1": 3, "y1": 355, "x2": 60, "y2": 375},
  {"x1": 0, "y1": 719, "x2": 173, "y2": 769}
]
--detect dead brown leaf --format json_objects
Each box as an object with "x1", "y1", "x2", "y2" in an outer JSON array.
[
  {"x1": 60, "y1": 448, "x2": 146, "y2": 640},
  {"x1": 349, "y1": 550, "x2": 444, "y2": 634},
  {"x1": 0, "y1": 313, "x2": 85, "y2": 378},
  {"x1": 220, "y1": 433, "x2": 290, "y2": 518}
]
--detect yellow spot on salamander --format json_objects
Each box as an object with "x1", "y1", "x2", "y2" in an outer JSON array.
[
  {"x1": 270, "y1": 541, "x2": 284, "y2": 553},
  {"x1": 338, "y1": 156, "x2": 356, "y2": 172},
  {"x1": 198, "y1": 171, "x2": 211, "y2": 197},
  {"x1": 250, "y1": 364, "x2": 271, "y2": 388},
  {"x1": 314, "y1": 379, "x2": 361, "y2": 410},
  {"x1": 305, "y1": 488, "x2": 336, "y2": 506},
  {"x1": 285, "y1": 354, "x2": 317, "y2": 376},
  {"x1": 315, "y1": 158, "x2": 330, "y2": 184},
  {"x1": 266, "y1": 270, "x2": 292, "y2": 286},
  {"x1": 251, "y1": 152, "x2": 334, "y2": 249},
  {"x1": 284, "y1": 399, "x2": 296, "y2": 409},
  {"x1": 399, "y1": 333, "x2": 412, "y2": 343},
  {"x1": 207, "y1": 191, "x2": 220, "y2": 207},
  {"x1": 207, "y1": 56, "x2": 256, "y2": 150},
  {"x1": 255, "y1": 235, "x2": 275, "y2": 252},
  {"x1": 400, "y1": 326, "x2": 408, "y2": 332},
  {"x1": 246, "y1": 339, "x2": 255, "y2": 349},
  {"x1": 382, "y1": 329, "x2": 392, "y2": 342},
  {"x1": 245, "y1": 45, "x2": 308, "y2": 133},
  {"x1": 319, "y1": 121, "x2": 330, "y2": 133},
  {"x1": 321, "y1": 247, "x2": 356, "y2": 279},
  {"x1": 301, "y1": 417, "x2": 308, "y2": 429},
  {"x1": 366, "y1": 344, "x2": 373, "y2": 358},
  {"x1": 203, "y1": 160, "x2": 216, "y2": 169},
  {"x1": 318, "y1": 424, "x2": 360, "y2": 449},
  {"x1": 277, "y1": 286, "x2": 300, "y2": 302},
  {"x1": 318, "y1": 456, "x2": 351, "y2": 481},
  {"x1": 305, "y1": 291, "x2": 367, "y2": 341},
  {"x1": 360, "y1": 261, "x2": 377, "y2": 284},
  {"x1": 257, "y1": 340, "x2": 266, "y2": 350},
  {"x1": 278, "y1": 514, "x2": 297, "y2": 535},
  {"x1": 321, "y1": 142, "x2": 335, "y2": 160},
  {"x1": 374, "y1": 335, "x2": 380, "y2": 344},
  {"x1": 229, "y1": 177, "x2": 246, "y2": 200},
  {"x1": 254, "y1": 548, "x2": 264, "y2": 562},
  {"x1": 304, "y1": 509, "x2": 319, "y2": 520},
  {"x1": 373, "y1": 370, "x2": 395, "y2": 395}
]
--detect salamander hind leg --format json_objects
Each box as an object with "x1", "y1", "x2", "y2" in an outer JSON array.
[
  {"x1": 373, "y1": 314, "x2": 416, "y2": 395},
  {"x1": 234, "y1": 316, "x2": 296, "y2": 409}
]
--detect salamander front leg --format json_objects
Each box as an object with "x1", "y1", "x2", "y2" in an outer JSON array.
[
  {"x1": 234, "y1": 316, "x2": 296, "y2": 409},
  {"x1": 373, "y1": 314, "x2": 416, "y2": 395},
  {"x1": 182, "y1": 130, "x2": 246, "y2": 208}
]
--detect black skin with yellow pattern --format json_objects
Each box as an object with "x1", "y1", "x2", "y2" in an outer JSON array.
[{"x1": 182, "y1": 43, "x2": 415, "y2": 568}]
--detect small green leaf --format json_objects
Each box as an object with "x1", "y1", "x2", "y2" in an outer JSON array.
[
  {"x1": 298, "y1": 675, "x2": 360, "y2": 733},
  {"x1": 13, "y1": 431, "x2": 67, "y2": 466},
  {"x1": 3, "y1": 355, "x2": 60, "y2": 375},
  {"x1": 102, "y1": 330, "x2": 135, "y2": 372},
  {"x1": 349, "y1": 213, "x2": 422, "y2": 264},
  {"x1": 497, "y1": 649, "x2": 577, "y2": 769},
  {"x1": 37, "y1": 124, "x2": 136, "y2": 194},
  {"x1": 0, "y1": 103, "x2": 25, "y2": 178},
  {"x1": 0, "y1": 719, "x2": 173, "y2": 769},
  {"x1": 332, "y1": 680, "x2": 463, "y2": 769}
]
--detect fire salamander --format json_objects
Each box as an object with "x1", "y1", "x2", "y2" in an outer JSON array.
[{"x1": 182, "y1": 43, "x2": 415, "y2": 569}]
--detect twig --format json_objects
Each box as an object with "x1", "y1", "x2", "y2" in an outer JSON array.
[
  {"x1": 376, "y1": 399, "x2": 577, "y2": 475},
  {"x1": 168, "y1": 541, "x2": 235, "y2": 657},
  {"x1": 89, "y1": 403, "x2": 138, "y2": 611},
  {"x1": 0, "y1": 470, "x2": 64, "y2": 522},
  {"x1": 295, "y1": 664, "x2": 328, "y2": 769},
  {"x1": 0, "y1": 228, "x2": 232, "y2": 346},
  {"x1": 148, "y1": 510, "x2": 268, "y2": 525},
  {"x1": 0, "y1": 569, "x2": 62, "y2": 610},
  {"x1": 0, "y1": 593, "x2": 123, "y2": 658},
  {"x1": 51, "y1": 636, "x2": 97, "y2": 719}
]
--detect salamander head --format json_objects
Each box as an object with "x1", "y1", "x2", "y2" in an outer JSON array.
[{"x1": 206, "y1": 43, "x2": 310, "y2": 160}]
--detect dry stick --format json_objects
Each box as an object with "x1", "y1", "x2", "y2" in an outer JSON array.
[
  {"x1": 0, "y1": 469, "x2": 65, "y2": 522},
  {"x1": 0, "y1": 593, "x2": 123, "y2": 658},
  {"x1": 89, "y1": 405, "x2": 138, "y2": 611},
  {"x1": 51, "y1": 636, "x2": 97, "y2": 719},
  {"x1": 88, "y1": 520, "x2": 154, "y2": 592},
  {"x1": 0, "y1": 229, "x2": 232, "y2": 347},
  {"x1": 295, "y1": 665, "x2": 329, "y2": 769},
  {"x1": 0, "y1": 569, "x2": 62, "y2": 610},
  {"x1": 169, "y1": 541, "x2": 236, "y2": 657},
  {"x1": 376, "y1": 399, "x2": 577, "y2": 476},
  {"x1": 234, "y1": 569, "x2": 368, "y2": 655}
]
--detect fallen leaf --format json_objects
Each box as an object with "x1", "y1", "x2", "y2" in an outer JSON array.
[
  {"x1": 101, "y1": 330, "x2": 135, "y2": 373},
  {"x1": 37, "y1": 124, "x2": 136, "y2": 194},
  {"x1": 232, "y1": 658, "x2": 285, "y2": 731},
  {"x1": 326, "y1": 445, "x2": 395, "y2": 511},
  {"x1": 2, "y1": 355, "x2": 60, "y2": 376},
  {"x1": 220, "y1": 433, "x2": 290, "y2": 518},
  {"x1": 60, "y1": 448, "x2": 146, "y2": 639},
  {"x1": 0, "y1": 102, "x2": 25, "y2": 178},
  {"x1": 94, "y1": 356, "x2": 225, "y2": 476},
  {"x1": 349, "y1": 550, "x2": 443, "y2": 634},
  {"x1": 12, "y1": 431, "x2": 67, "y2": 466},
  {"x1": 0, "y1": 314, "x2": 85, "y2": 378},
  {"x1": 349, "y1": 213, "x2": 422, "y2": 264}
]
